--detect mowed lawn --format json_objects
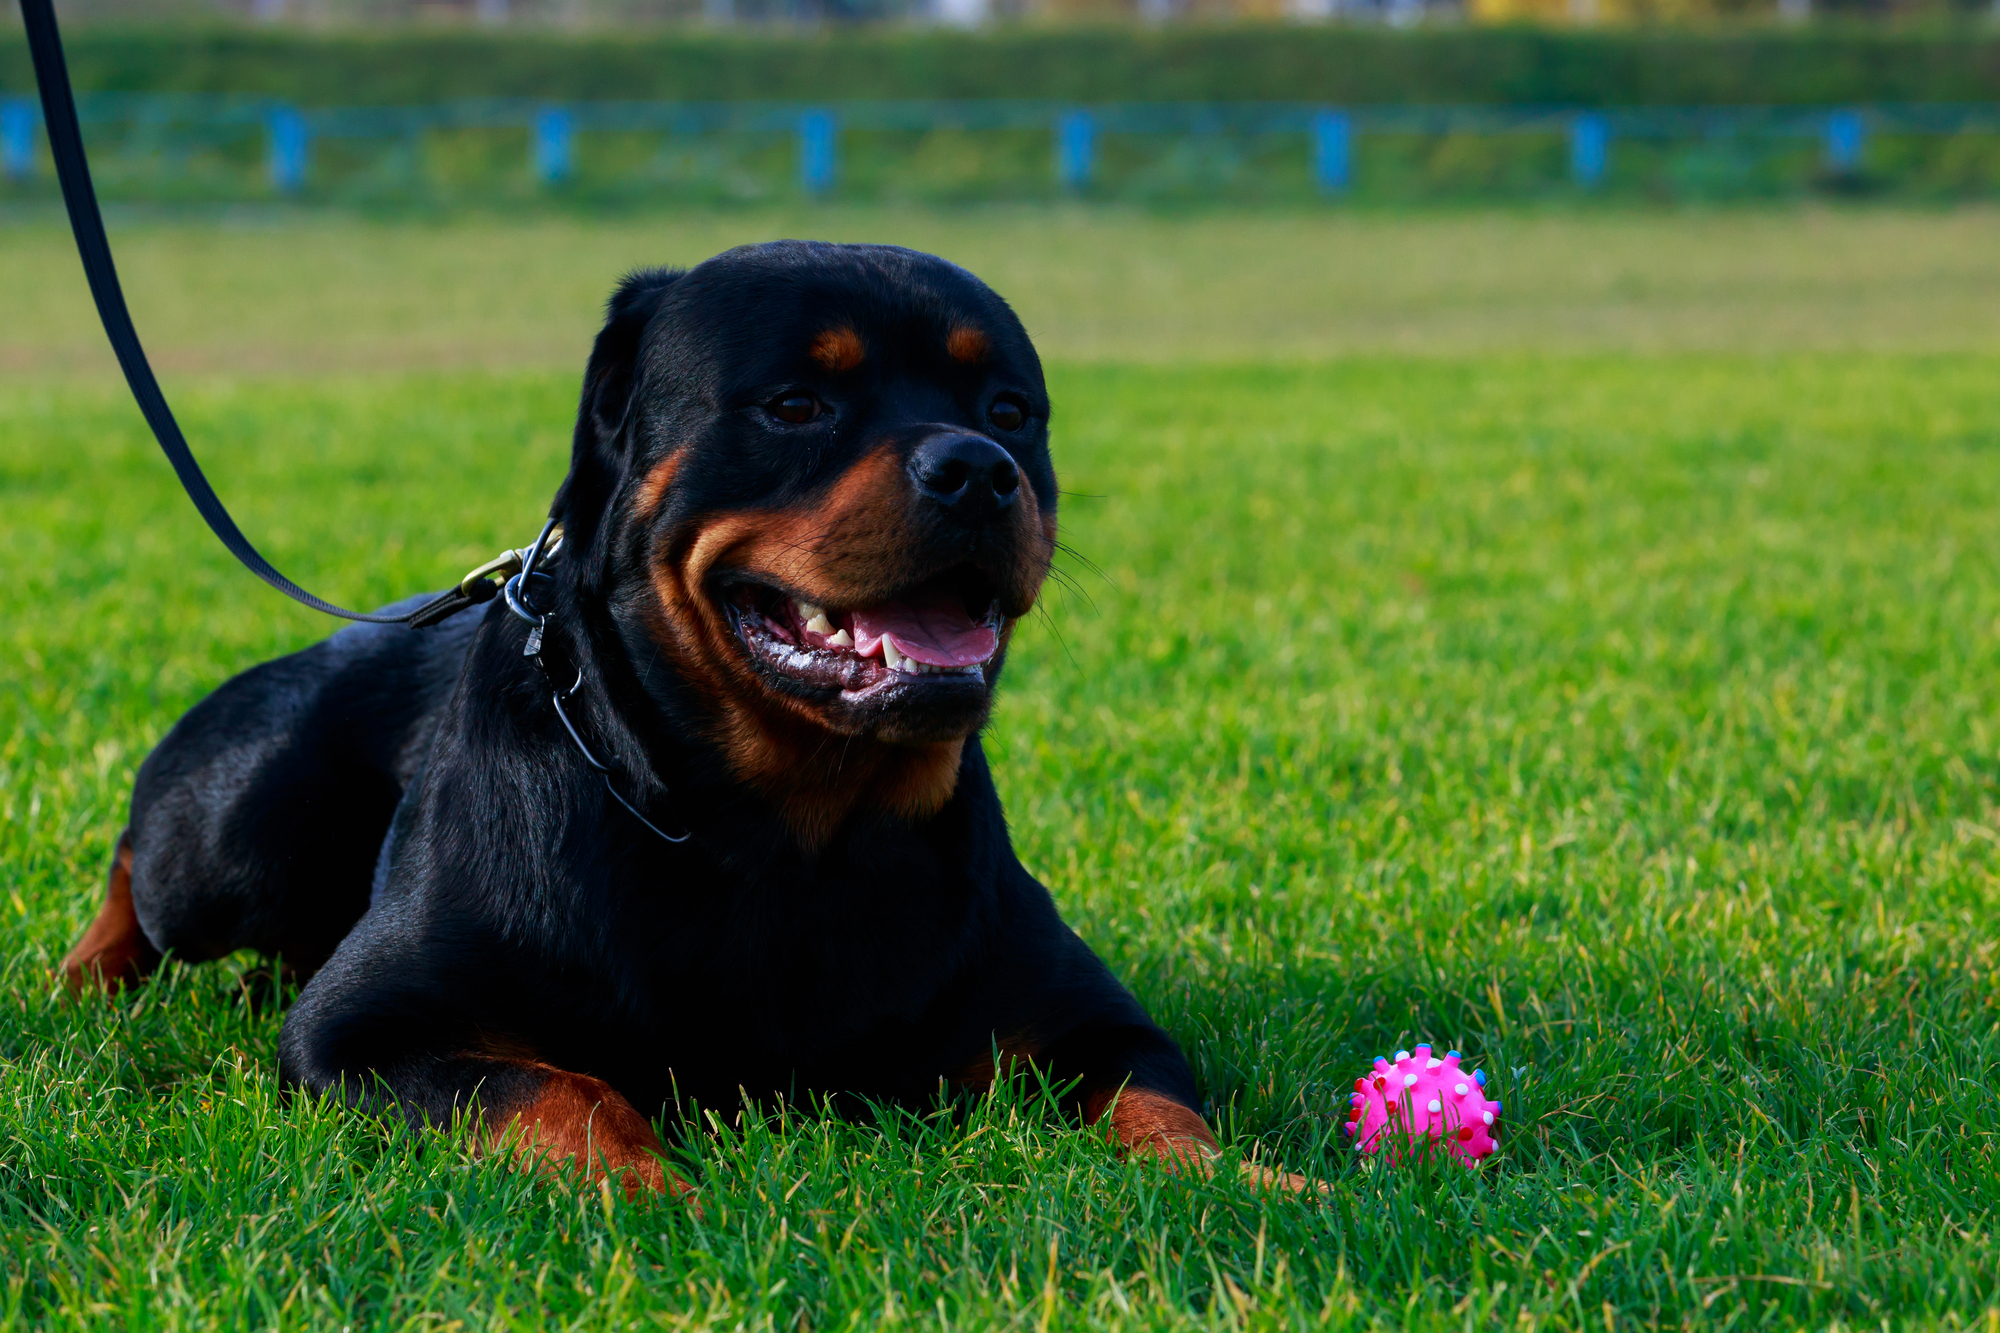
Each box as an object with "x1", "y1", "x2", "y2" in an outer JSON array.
[
  {"x1": 3, "y1": 212, "x2": 2000, "y2": 1328},
  {"x1": 8, "y1": 207, "x2": 2000, "y2": 375}
]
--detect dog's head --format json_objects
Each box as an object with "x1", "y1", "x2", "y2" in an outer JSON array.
[{"x1": 554, "y1": 241, "x2": 1055, "y2": 841}]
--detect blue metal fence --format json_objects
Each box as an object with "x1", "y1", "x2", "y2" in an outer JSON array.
[
  {"x1": 1054, "y1": 109, "x2": 1094, "y2": 191},
  {"x1": 1823, "y1": 107, "x2": 1866, "y2": 174},
  {"x1": 2, "y1": 94, "x2": 1996, "y2": 198},
  {"x1": 1570, "y1": 112, "x2": 1608, "y2": 188},
  {"x1": 1310, "y1": 109, "x2": 1350, "y2": 193},
  {"x1": 533, "y1": 105, "x2": 574, "y2": 183},
  {"x1": 265, "y1": 104, "x2": 310, "y2": 192},
  {"x1": 796, "y1": 107, "x2": 838, "y2": 194},
  {"x1": 1, "y1": 97, "x2": 33, "y2": 180}
]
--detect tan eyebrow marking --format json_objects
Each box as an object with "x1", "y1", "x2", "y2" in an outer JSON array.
[
  {"x1": 632, "y1": 450, "x2": 681, "y2": 519},
  {"x1": 946, "y1": 326, "x2": 991, "y2": 364},
  {"x1": 809, "y1": 326, "x2": 866, "y2": 373}
]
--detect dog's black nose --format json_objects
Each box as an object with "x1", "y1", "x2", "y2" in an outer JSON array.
[{"x1": 909, "y1": 434, "x2": 1021, "y2": 517}]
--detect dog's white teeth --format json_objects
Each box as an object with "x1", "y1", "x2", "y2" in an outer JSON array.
[
  {"x1": 902, "y1": 660, "x2": 981, "y2": 678},
  {"x1": 828, "y1": 628, "x2": 854, "y2": 649},
  {"x1": 804, "y1": 611, "x2": 833, "y2": 636},
  {"x1": 881, "y1": 640, "x2": 908, "y2": 672}
]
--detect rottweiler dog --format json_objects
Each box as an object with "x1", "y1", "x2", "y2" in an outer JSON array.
[{"x1": 61, "y1": 241, "x2": 1302, "y2": 1198}]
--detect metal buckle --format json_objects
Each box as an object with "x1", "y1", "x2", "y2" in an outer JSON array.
[
  {"x1": 456, "y1": 522, "x2": 563, "y2": 600},
  {"x1": 456, "y1": 549, "x2": 523, "y2": 598},
  {"x1": 501, "y1": 518, "x2": 564, "y2": 656}
]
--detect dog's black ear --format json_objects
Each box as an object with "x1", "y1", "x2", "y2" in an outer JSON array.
[
  {"x1": 578, "y1": 267, "x2": 681, "y2": 454},
  {"x1": 554, "y1": 267, "x2": 684, "y2": 556}
]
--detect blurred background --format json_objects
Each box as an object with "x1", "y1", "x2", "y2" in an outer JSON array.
[
  {"x1": 5, "y1": 0, "x2": 1999, "y2": 27},
  {"x1": 6, "y1": 0, "x2": 2000, "y2": 381},
  {"x1": 5, "y1": 5, "x2": 2000, "y2": 207},
  {"x1": 3, "y1": 2, "x2": 1998, "y2": 370}
]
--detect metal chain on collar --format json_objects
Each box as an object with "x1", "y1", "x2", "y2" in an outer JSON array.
[{"x1": 501, "y1": 520, "x2": 690, "y2": 845}]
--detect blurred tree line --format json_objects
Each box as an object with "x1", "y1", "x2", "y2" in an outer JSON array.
[
  {"x1": 3, "y1": 0, "x2": 1996, "y2": 30},
  {"x1": 3, "y1": 25, "x2": 1998, "y2": 103}
]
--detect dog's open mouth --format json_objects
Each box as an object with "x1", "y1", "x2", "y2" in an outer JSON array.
[{"x1": 723, "y1": 570, "x2": 1003, "y2": 700}]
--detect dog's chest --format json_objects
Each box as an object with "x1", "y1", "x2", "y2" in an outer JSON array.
[{"x1": 560, "y1": 829, "x2": 999, "y2": 1090}]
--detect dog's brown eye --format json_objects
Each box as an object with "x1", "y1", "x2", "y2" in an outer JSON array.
[
  {"x1": 767, "y1": 394, "x2": 823, "y2": 425},
  {"x1": 987, "y1": 397, "x2": 1027, "y2": 433}
]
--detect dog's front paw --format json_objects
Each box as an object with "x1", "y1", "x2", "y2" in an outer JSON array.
[
  {"x1": 1240, "y1": 1160, "x2": 1331, "y2": 1197},
  {"x1": 488, "y1": 1068, "x2": 696, "y2": 1205}
]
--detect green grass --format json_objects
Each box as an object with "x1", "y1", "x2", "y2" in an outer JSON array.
[
  {"x1": 8, "y1": 206, "x2": 2000, "y2": 377},
  {"x1": 4, "y1": 348, "x2": 1999, "y2": 1328}
]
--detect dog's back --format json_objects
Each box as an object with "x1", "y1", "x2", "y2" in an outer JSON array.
[{"x1": 64, "y1": 593, "x2": 485, "y2": 987}]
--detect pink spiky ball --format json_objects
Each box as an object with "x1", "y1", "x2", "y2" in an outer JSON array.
[{"x1": 1344, "y1": 1044, "x2": 1501, "y2": 1166}]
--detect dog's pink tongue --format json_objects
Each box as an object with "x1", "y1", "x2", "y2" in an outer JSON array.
[{"x1": 849, "y1": 592, "x2": 997, "y2": 667}]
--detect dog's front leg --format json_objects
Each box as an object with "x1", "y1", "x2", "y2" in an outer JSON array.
[
  {"x1": 1083, "y1": 1080, "x2": 1218, "y2": 1167},
  {"x1": 1036, "y1": 1019, "x2": 1217, "y2": 1169},
  {"x1": 278, "y1": 945, "x2": 692, "y2": 1202},
  {"x1": 1084, "y1": 1079, "x2": 1321, "y2": 1194},
  {"x1": 475, "y1": 1060, "x2": 695, "y2": 1202},
  {"x1": 284, "y1": 1034, "x2": 693, "y2": 1202},
  {"x1": 1058, "y1": 1026, "x2": 1321, "y2": 1195}
]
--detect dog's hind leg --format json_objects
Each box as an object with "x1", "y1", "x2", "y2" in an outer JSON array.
[{"x1": 59, "y1": 828, "x2": 162, "y2": 995}]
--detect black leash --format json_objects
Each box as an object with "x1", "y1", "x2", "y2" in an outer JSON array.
[
  {"x1": 16, "y1": 0, "x2": 489, "y2": 628},
  {"x1": 21, "y1": 0, "x2": 683, "y2": 842}
]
